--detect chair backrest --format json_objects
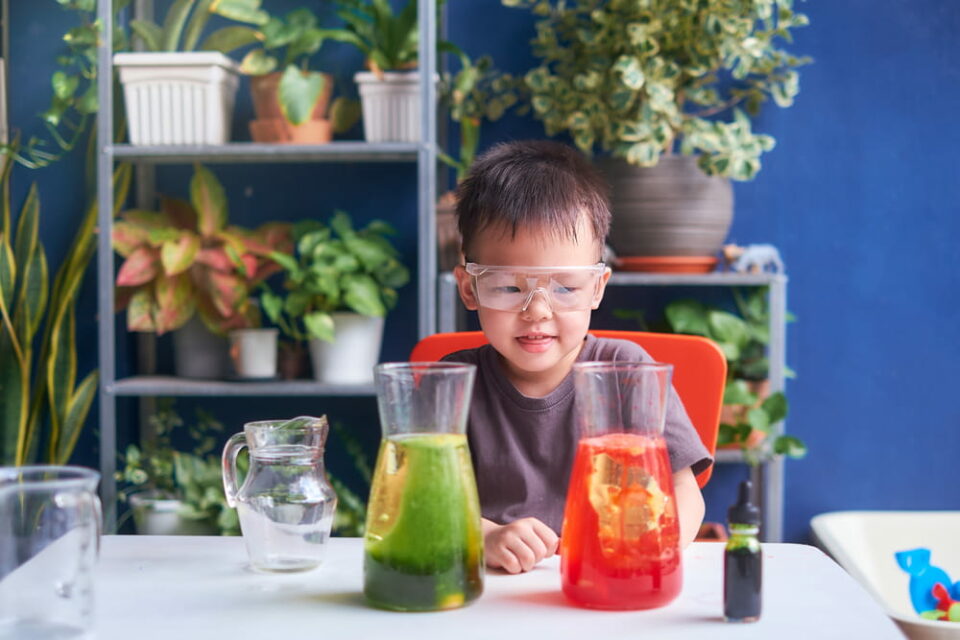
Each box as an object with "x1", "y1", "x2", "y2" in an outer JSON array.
[{"x1": 410, "y1": 330, "x2": 726, "y2": 488}]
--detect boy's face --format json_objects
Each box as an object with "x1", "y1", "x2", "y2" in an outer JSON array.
[{"x1": 454, "y1": 218, "x2": 611, "y2": 395}]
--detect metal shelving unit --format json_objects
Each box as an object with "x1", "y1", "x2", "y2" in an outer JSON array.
[
  {"x1": 95, "y1": 0, "x2": 439, "y2": 526},
  {"x1": 438, "y1": 270, "x2": 789, "y2": 542}
]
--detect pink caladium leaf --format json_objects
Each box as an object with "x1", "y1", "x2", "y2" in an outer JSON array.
[
  {"x1": 116, "y1": 246, "x2": 160, "y2": 287},
  {"x1": 205, "y1": 269, "x2": 245, "y2": 318},
  {"x1": 154, "y1": 273, "x2": 195, "y2": 334},
  {"x1": 112, "y1": 221, "x2": 151, "y2": 258},
  {"x1": 161, "y1": 196, "x2": 198, "y2": 231},
  {"x1": 190, "y1": 164, "x2": 227, "y2": 238},
  {"x1": 127, "y1": 289, "x2": 156, "y2": 332},
  {"x1": 161, "y1": 232, "x2": 201, "y2": 276},
  {"x1": 195, "y1": 247, "x2": 234, "y2": 273}
]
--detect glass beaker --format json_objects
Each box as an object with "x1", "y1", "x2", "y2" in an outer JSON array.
[
  {"x1": 0, "y1": 465, "x2": 102, "y2": 639},
  {"x1": 364, "y1": 362, "x2": 483, "y2": 611},
  {"x1": 561, "y1": 362, "x2": 682, "y2": 610},
  {"x1": 222, "y1": 416, "x2": 337, "y2": 573}
]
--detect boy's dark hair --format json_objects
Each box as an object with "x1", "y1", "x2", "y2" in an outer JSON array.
[{"x1": 455, "y1": 140, "x2": 610, "y2": 260}]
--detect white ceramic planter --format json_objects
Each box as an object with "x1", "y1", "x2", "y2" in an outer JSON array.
[
  {"x1": 114, "y1": 52, "x2": 240, "y2": 146},
  {"x1": 128, "y1": 493, "x2": 216, "y2": 535},
  {"x1": 229, "y1": 328, "x2": 278, "y2": 379},
  {"x1": 354, "y1": 71, "x2": 434, "y2": 143},
  {"x1": 309, "y1": 313, "x2": 384, "y2": 384}
]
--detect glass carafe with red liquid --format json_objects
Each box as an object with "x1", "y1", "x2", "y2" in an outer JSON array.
[{"x1": 561, "y1": 361, "x2": 682, "y2": 609}]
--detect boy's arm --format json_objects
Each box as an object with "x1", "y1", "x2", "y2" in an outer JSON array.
[{"x1": 672, "y1": 466, "x2": 705, "y2": 549}]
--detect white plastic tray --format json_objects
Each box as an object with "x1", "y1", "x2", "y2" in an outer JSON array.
[{"x1": 811, "y1": 510, "x2": 960, "y2": 640}]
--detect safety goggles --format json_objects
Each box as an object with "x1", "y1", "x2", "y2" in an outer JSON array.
[{"x1": 465, "y1": 263, "x2": 607, "y2": 312}]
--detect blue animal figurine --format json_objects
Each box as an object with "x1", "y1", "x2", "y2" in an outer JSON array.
[{"x1": 895, "y1": 548, "x2": 959, "y2": 614}]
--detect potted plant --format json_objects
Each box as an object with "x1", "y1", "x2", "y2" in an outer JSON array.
[
  {"x1": 236, "y1": 7, "x2": 362, "y2": 144},
  {"x1": 263, "y1": 210, "x2": 410, "y2": 384},
  {"x1": 660, "y1": 289, "x2": 806, "y2": 464},
  {"x1": 117, "y1": 400, "x2": 241, "y2": 535},
  {"x1": 115, "y1": 0, "x2": 269, "y2": 145},
  {"x1": 503, "y1": 0, "x2": 811, "y2": 269},
  {"x1": 112, "y1": 163, "x2": 292, "y2": 378},
  {"x1": 336, "y1": 0, "x2": 447, "y2": 142},
  {"x1": 436, "y1": 50, "x2": 527, "y2": 270}
]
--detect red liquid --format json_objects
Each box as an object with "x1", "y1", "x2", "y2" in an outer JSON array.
[{"x1": 560, "y1": 433, "x2": 682, "y2": 609}]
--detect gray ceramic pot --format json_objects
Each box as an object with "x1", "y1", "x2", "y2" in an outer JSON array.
[{"x1": 596, "y1": 155, "x2": 734, "y2": 258}]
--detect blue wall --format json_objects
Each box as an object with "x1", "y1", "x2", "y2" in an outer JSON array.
[{"x1": 7, "y1": 1, "x2": 959, "y2": 542}]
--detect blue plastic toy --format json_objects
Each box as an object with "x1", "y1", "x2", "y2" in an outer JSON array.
[{"x1": 895, "y1": 548, "x2": 960, "y2": 614}]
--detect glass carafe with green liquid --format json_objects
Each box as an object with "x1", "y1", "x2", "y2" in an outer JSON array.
[{"x1": 365, "y1": 362, "x2": 483, "y2": 611}]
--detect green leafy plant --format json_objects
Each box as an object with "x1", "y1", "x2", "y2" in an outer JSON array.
[
  {"x1": 438, "y1": 51, "x2": 528, "y2": 183},
  {"x1": 112, "y1": 164, "x2": 293, "y2": 335},
  {"x1": 117, "y1": 399, "x2": 241, "y2": 535},
  {"x1": 2, "y1": 0, "x2": 130, "y2": 169},
  {"x1": 236, "y1": 7, "x2": 362, "y2": 129},
  {"x1": 503, "y1": 0, "x2": 812, "y2": 180},
  {"x1": 661, "y1": 288, "x2": 805, "y2": 462},
  {"x1": 335, "y1": 0, "x2": 454, "y2": 76},
  {"x1": 262, "y1": 210, "x2": 409, "y2": 343},
  {"x1": 128, "y1": 0, "x2": 268, "y2": 53},
  {"x1": 0, "y1": 143, "x2": 132, "y2": 466}
]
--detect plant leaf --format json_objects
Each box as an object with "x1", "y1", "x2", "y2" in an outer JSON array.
[
  {"x1": 130, "y1": 19, "x2": 163, "y2": 51},
  {"x1": 303, "y1": 311, "x2": 334, "y2": 342},
  {"x1": 161, "y1": 232, "x2": 201, "y2": 276},
  {"x1": 112, "y1": 221, "x2": 151, "y2": 257},
  {"x1": 154, "y1": 273, "x2": 195, "y2": 333},
  {"x1": 116, "y1": 246, "x2": 160, "y2": 287},
  {"x1": 278, "y1": 65, "x2": 325, "y2": 125},
  {"x1": 199, "y1": 25, "x2": 262, "y2": 54},
  {"x1": 127, "y1": 288, "x2": 157, "y2": 332},
  {"x1": 161, "y1": 0, "x2": 195, "y2": 51},
  {"x1": 55, "y1": 371, "x2": 98, "y2": 465},
  {"x1": 342, "y1": 273, "x2": 385, "y2": 317},
  {"x1": 190, "y1": 164, "x2": 227, "y2": 238}
]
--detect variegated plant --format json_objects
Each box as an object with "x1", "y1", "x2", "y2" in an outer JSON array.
[
  {"x1": 113, "y1": 164, "x2": 292, "y2": 336},
  {"x1": 503, "y1": 0, "x2": 812, "y2": 180},
  {"x1": 0, "y1": 145, "x2": 132, "y2": 466}
]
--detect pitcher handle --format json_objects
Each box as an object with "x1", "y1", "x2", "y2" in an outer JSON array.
[
  {"x1": 222, "y1": 432, "x2": 247, "y2": 509},
  {"x1": 89, "y1": 493, "x2": 103, "y2": 555}
]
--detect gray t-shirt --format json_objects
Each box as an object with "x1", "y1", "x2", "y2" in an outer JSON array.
[{"x1": 442, "y1": 334, "x2": 712, "y2": 534}]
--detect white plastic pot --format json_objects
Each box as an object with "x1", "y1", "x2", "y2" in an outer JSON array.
[
  {"x1": 229, "y1": 328, "x2": 278, "y2": 379},
  {"x1": 309, "y1": 313, "x2": 384, "y2": 384},
  {"x1": 114, "y1": 52, "x2": 240, "y2": 146},
  {"x1": 354, "y1": 71, "x2": 435, "y2": 143}
]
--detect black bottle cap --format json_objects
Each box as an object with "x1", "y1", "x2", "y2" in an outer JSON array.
[{"x1": 728, "y1": 480, "x2": 760, "y2": 525}]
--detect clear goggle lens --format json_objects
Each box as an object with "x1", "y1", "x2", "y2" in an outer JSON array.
[{"x1": 465, "y1": 263, "x2": 607, "y2": 312}]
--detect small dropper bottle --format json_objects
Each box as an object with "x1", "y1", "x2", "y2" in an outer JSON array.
[{"x1": 723, "y1": 480, "x2": 762, "y2": 622}]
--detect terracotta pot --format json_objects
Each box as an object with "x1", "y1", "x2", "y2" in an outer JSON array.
[
  {"x1": 436, "y1": 190, "x2": 461, "y2": 272},
  {"x1": 719, "y1": 379, "x2": 770, "y2": 450},
  {"x1": 250, "y1": 71, "x2": 333, "y2": 121},
  {"x1": 277, "y1": 341, "x2": 311, "y2": 380},
  {"x1": 250, "y1": 118, "x2": 332, "y2": 144}
]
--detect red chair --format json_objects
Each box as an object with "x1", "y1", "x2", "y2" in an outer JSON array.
[{"x1": 410, "y1": 330, "x2": 726, "y2": 488}]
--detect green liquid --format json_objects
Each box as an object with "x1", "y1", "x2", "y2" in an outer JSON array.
[{"x1": 363, "y1": 433, "x2": 484, "y2": 611}]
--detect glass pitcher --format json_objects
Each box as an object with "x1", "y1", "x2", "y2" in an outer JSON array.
[
  {"x1": 222, "y1": 416, "x2": 337, "y2": 573},
  {"x1": 0, "y1": 465, "x2": 102, "y2": 639},
  {"x1": 561, "y1": 362, "x2": 682, "y2": 610},
  {"x1": 364, "y1": 362, "x2": 483, "y2": 611}
]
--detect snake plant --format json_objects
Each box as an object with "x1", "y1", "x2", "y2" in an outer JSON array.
[{"x1": 0, "y1": 146, "x2": 132, "y2": 466}]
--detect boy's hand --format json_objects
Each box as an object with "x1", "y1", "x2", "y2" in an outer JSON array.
[{"x1": 482, "y1": 517, "x2": 559, "y2": 574}]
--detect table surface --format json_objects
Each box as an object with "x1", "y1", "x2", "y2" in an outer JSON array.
[{"x1": 92, "y1": 536, "x2": 902, "y2": 640}]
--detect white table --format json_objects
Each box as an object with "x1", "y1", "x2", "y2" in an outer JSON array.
[{"x1": 93, "y1": 536, "x2": 901, "y2": 639}]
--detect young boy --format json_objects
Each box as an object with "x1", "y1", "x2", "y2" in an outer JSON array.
[{"x1": 443, "y1": 140, "x2": 712, "y2": 574}]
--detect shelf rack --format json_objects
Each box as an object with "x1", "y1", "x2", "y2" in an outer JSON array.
[
  {"x1": 95, "y1": 0, "x2": 439, "y2": 527},
  {"x1": 438, "y1": 270, "x2": 789, "y2": 542}
]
